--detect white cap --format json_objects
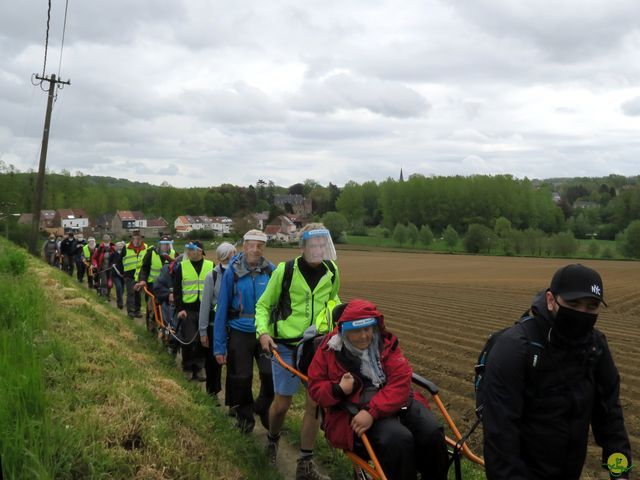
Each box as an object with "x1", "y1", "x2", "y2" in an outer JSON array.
[{"x1": 243, "y1": 229, "x2": 267, "y2": 243}]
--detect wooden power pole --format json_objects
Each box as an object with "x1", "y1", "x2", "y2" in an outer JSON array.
[{"x1": 29, "y1": 73, "x2": 71, "y2": 255}]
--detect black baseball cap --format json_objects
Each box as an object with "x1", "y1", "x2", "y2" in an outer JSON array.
[{"x1": 549, "y1": 264, "x2": 607, "y2": 306}]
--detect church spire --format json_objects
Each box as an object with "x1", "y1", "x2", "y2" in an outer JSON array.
[{"x1": 399, "y1": 167, "x2": 404, "y2": 182}]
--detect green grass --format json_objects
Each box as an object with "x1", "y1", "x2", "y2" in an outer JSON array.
[{"x1": 0, "y1": 238, "x2": 283, "y2": 480}]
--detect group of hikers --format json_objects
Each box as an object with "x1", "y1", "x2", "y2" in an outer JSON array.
[
  {"x1": 42, "y1": 230, "x2": 155, "y2": 316},
  {"x1": 41, "y1": 224, "x2": 633, "y2": 480}
]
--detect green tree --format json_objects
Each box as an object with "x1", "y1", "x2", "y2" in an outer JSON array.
[
  {"x1": 463, "y1": 224, "x2": 495, "y2": 254},
  {"x1": 406, "y1": 223, "x2": 419, "y2": 245},
  {"x1": 253, "y1": 199, "x2": 270, "y2": 213},
  {"x1": 392, "y1": 223, "x2": 408, "y2": 244},
  {"x1": 336, "y1": 181, "x2": 365, "y2": 227},
  {"x1": 502, "y1": 229, "x2": 526, "y2": 256},
  {"x1": 443, "y1": 225, "x2": 459, "y2": 252},
  {"x1": 617, "y1": 219, "x2": 640, "y2": 258},
  {"x1": 523, "y1": 228, "x2": 545, "y2": 256},
  {"x1": 321, "y1": 211, "x2": 348, "y2": 242},
  {"x1": 550, "y1": 231, "x2": 579, "y2": 256},
  {"x1": 587, "y1": 240, "x2": 600, "y2": 258},
  {"x1": 494, "y1": 217, "x2": 512, "y2": 238},
  {"x1": 419, "y1": 225, "x2": 434, "y2": 248}
]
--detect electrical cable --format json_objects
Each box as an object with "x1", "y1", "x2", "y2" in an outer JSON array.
[
  {"x1": 57, "y1": 0, "x2": 69, "y2": 79},
  {"x1": 42, "y1": 0, "x2": 51, "y2": 78},
  {"x1": 55, "y1": 0, "x2": 70, "y2": 102}
]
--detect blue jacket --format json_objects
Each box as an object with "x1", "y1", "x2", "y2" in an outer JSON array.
[{"x1": 213, "y1": 253, "x2": 274, "y2": 356}]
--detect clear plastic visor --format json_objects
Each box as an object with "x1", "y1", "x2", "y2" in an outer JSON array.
[{"x1": 301, "y1": 229, "x2": 336, "y2": 263}]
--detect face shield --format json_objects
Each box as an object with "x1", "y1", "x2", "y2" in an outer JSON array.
[
  {"x1": 158, "y1": 239, "x2": 173, "y2": 253},
  {"x1": 300, "y1": 229, "x2": 336, "y2": 263}
]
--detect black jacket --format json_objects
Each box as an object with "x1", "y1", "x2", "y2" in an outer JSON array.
[
  {"x1": 482, "y1": 294, "x2": 631, "y2": 480},
  {"x1": 59, "y1": 237, "x2": 78, "y2": 256}
]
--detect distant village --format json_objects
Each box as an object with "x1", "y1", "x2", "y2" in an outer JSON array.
[{"x1": 18, "y1": 193, "x2": 313, "y2": 243}]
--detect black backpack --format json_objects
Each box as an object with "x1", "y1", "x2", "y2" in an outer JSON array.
[
  {"x1": 269, "y1": 258, "x2": 337, "y2": 339},
  {"x1": 474, "y1": 314, "x2": 545, "y2": 419}
]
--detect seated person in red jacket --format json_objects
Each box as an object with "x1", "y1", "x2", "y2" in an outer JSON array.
[{"x1": 307, "y1": 299, "x2": 448, "y2": 480}]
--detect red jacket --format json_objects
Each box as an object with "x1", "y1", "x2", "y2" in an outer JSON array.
[
  {"x1": 92, "y1": 243, "x2": 116, "y2": 269},
  {"x1": 307, "y1": 299, "x2": 427, "y2": 451}
]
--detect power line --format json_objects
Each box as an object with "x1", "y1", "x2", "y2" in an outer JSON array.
[
  {"x1": 57, "y1": 0, "x2": 70, "y2": 79},
  {"x1": 42, "y1": 0, "x2": 52, "y2": 78}
]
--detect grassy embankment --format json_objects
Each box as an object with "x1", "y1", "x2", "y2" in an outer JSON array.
[{"x1": 0, "y1": 237, "x2": 281, "y2": 479}]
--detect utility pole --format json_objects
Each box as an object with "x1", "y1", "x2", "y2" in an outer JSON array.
[{"x1": 29, "y1": 73, "x2": 71, "y2": 255}]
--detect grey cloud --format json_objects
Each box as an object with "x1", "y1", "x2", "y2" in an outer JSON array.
[
  {"x1": 621, "y1": 96, "x2": 640, "y2": 116},
  {"x1": 187, "y1": 83, "x2": 287, "y2": 124},
  {"x1": 449, "y1": 1, "x2": 640, "y2": 62},
  {"x1": 286, "y1": 114, "x2": 386, "y2": 141},
  {"x1": 290, "y1": 73, "x2": 429, "y2": 118}
]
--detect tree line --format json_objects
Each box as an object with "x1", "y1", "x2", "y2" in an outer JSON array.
[{"x1": 1, "y1": 161, "x2": 639, "y2": 257}]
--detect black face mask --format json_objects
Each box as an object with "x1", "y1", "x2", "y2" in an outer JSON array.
[{"x1": 553, "y1": 304, "x2": 598, "y2": 340}]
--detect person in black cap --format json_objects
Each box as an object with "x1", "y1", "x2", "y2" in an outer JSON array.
[{"x1": 481, "y1": 264, "x2": 632, "y2": 480}]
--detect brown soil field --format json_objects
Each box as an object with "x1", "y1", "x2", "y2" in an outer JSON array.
[{"x1": 269, "y1": 248, "x2": 639, "y2": 478}]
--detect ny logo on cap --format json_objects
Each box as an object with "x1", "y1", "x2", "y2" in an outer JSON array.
[{"x1": 591, "y1": 284, "x2": 602, "y2": 296}]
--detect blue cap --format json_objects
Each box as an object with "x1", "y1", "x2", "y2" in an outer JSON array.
[
  {"x1": 184, "y1": 241, "x2": 205, "y2": 254},
  {"x1": 341, "y1": 317, "x2": 378, "y2": 332},
  {"x1": 302, "y1": 229, "x2": 330, "y2": 240}
]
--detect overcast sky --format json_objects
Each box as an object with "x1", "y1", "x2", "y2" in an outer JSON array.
[{"x1": 1, "y1": 1, "x2": 640, "y2": 188}]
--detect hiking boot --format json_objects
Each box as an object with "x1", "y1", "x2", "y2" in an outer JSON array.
[
  {"x1": 295, "y1": 458, "x2": 330, "y2": 480},
  {"x1": 191, "y1": 370, "x2": 206, "y2": 382},
  {"x1": 134, "y1": 311, "x2": 143, "y2": 318},
  {"x1": 266, "y1": 439, "x2": 278, "y2": 464}
]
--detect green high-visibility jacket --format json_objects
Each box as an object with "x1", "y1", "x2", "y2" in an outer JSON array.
[
  {"x1": 122, "y1": 242, "x2": 148, "y2": 280},
  {"x1": 255, "y1": 257, "x2": 340, "y2": 342},
  {"x1": 181, "y1": 258, "x2": 214, "y2": 304},
  {"x1": 149, "y1": 248, "x2": 176, "y2": 283},
  {"x1": 82, "y1": 244, "x2": 94, "y2": 261}
]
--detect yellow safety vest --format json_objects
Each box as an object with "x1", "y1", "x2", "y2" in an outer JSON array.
[
  {"x1": 149, "y1": 248, "x2": 176, "y2": 283},
  {"x1": 122, "y1": 244, "x2": 148, "y2": 279},
  {"x1": 82, "y1": 244, "x2": 93, "y2": 261},
  {"x1": 181, "y1": 258, "x2": 214, "y2": 304}
]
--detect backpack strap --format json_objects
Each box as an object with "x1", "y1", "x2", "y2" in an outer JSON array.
[
  {"x1": 517, "y1": 315, "x2": 547, "y2": 396},
  {"x1": 323, "y1": 260, "x2": 337, "y2": 284},
  {"x1": 270, "y1": 260, "x2": 295, "y2": 338}
]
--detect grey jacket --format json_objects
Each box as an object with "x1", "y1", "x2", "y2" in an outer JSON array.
[{"x1": 198, "y1": 264, "x2": 225, "y2": 337}]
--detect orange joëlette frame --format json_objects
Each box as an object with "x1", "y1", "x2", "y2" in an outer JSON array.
[
  {"x1": 270, "y1": 347, "x2": 485, "y2": 480},
  {"x1": 143, "y1": 285, "x2": 165, "y2": 329}
]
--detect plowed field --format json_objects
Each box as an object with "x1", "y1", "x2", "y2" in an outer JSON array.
[{"x1": 269, "y1": 248, "x2": 639, "y2": 477}]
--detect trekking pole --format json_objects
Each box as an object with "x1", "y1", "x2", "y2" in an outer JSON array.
[
  {"x1": 96, "y1": 264, "x2": 115, "y2": 276},
  {"x1": 271, "y1": 348, "x2": 308, "y2": 383}
]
